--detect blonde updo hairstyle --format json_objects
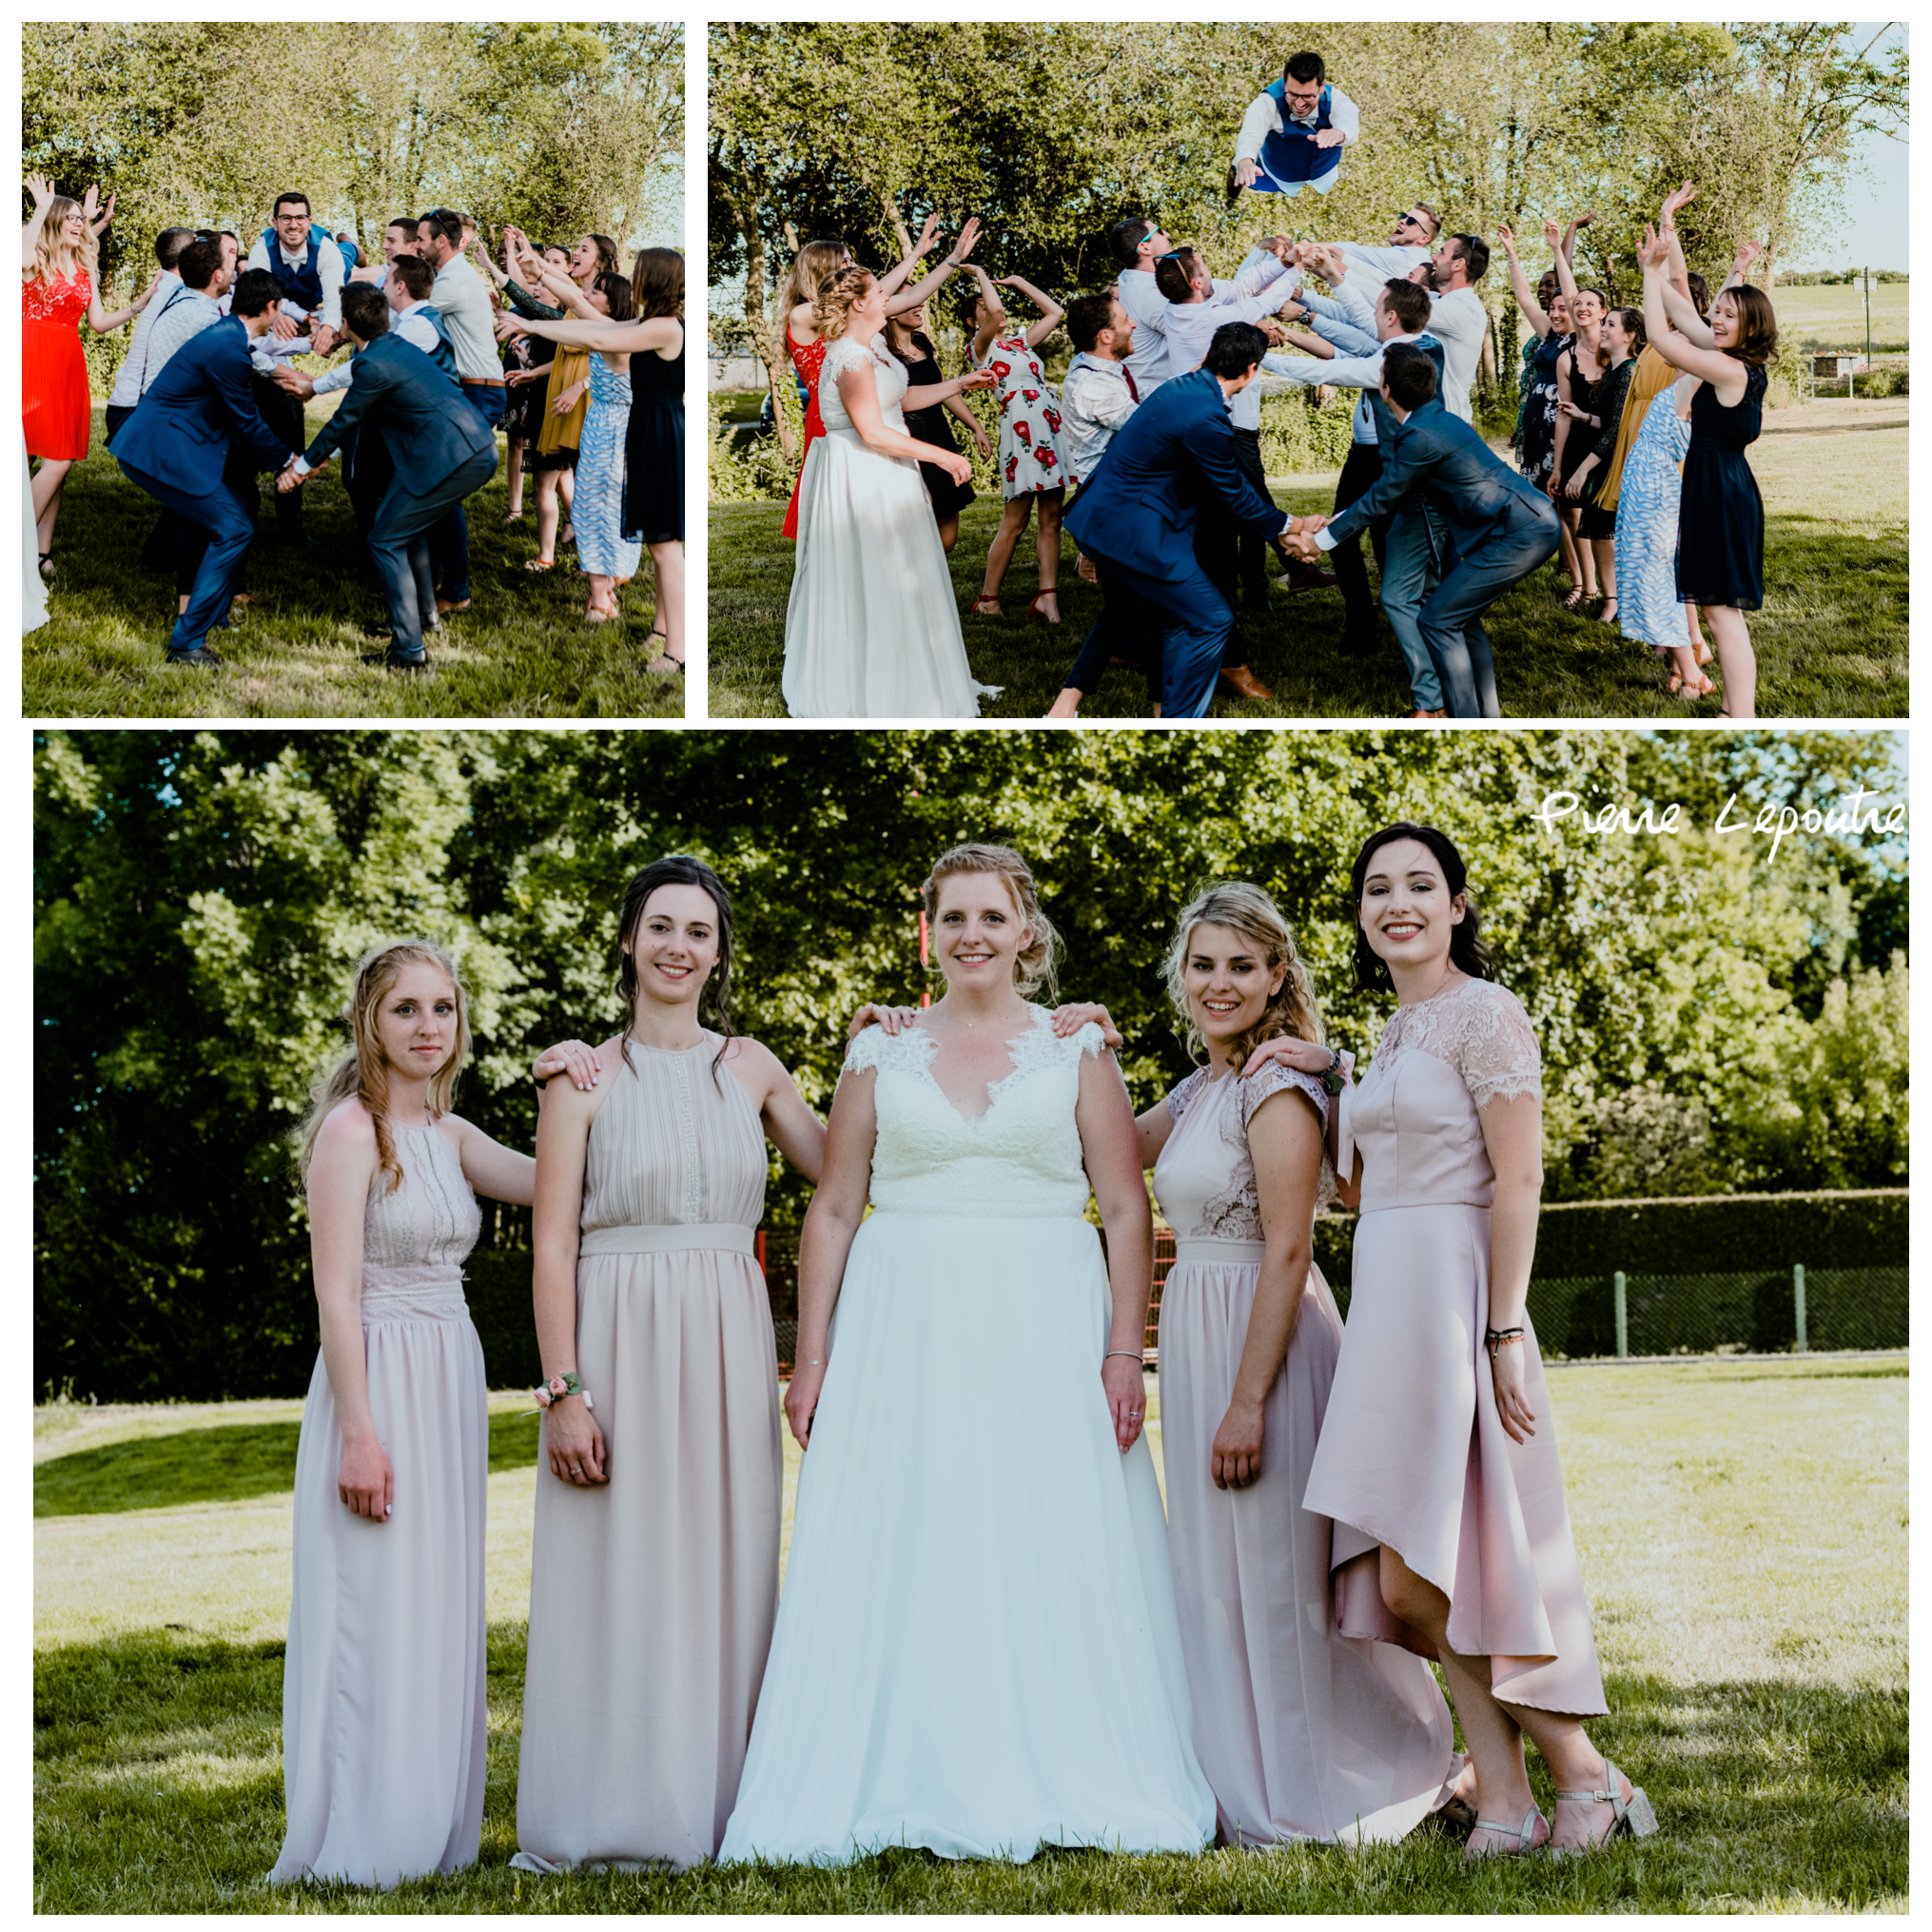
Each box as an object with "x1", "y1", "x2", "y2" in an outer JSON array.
[
  {"x1": 811, "y1": 264, "x2": 875, "y2": 342},
  {"x1": 922, "y1": 843, "x2": 1062, "y2": 1003},
  {"x1": 298, "y1": 940, "x2": 471, "y2": 1192},
  {"x1": 1161, "y1": 881, "x2": 1324, "y2": 1069},
  {"x1": 779, "y1": 237, "x2": 851, "y2": 322}
]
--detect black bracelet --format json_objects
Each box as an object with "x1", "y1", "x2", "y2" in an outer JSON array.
[{"x1": 1485, "y1": 1326, "x2": 1524, "y2": 1342}]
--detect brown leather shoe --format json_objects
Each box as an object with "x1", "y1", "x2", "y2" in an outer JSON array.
[
  {"x1": 435, "y1": 596, "x2": 471, "y2": 615},
  {"x1": 1282, "y1": 564, "x2": 1338, "y2": 592},
  {"x1": 1218, "y1": 664, "x2": 1276, "y2": 703}
]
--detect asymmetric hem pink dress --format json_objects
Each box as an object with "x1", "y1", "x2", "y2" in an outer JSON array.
[
  {"x1": 1153, "y1": 1062, "x2": 1457, "y2": 1846},
  {"x1": 1303, "y1": 978, "x2": 1608, "y2": 1717}
]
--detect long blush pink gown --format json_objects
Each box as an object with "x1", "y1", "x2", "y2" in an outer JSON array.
[
  {"x1": 1152, "y1": 1061, "x2": 1457, "y2": 1845},
  {"x1": 1305, "y1": 978, "x2": 1608, "y2": 1716}
]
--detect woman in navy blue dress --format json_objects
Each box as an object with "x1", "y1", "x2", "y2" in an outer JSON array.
[{"x1": 1639, "y1": 223, "x2": 1775, "y2": 718}]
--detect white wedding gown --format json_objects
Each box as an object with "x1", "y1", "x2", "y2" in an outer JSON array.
[
  {"x1": 718, "y1": 1012, "x2": 1216, "y2": 1864},
  {"x1": 781, "y1": 335, "x2": 999, "y2": 720}
]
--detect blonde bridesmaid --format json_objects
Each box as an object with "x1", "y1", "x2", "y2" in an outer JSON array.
[
  {"x1": 273, "y1": 942, "x2": 539, "y2": 1887},
  {"x1": 513, "y1": 856, "x2": 825, "y2": 1872},
  {"x1": 1054, "y1": 885, "x2": 1461, "y2": 1847}
]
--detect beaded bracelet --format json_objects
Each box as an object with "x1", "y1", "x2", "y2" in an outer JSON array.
[{"x1": 533, "y1": 1371, "x2": 594, "y2": 1414}]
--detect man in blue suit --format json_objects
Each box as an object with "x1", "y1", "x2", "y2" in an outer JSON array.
[
  {"x1": 1063, "y1": 322, "x2": 1295, "y2": 719},
  {"x1": 111, "y1": 267, "x2": 302, "y2": 666},
  {"x1": 1288, "y1": 343, "x2": 1559, "y2": 717},
  {"x1": 279, "y1": 283, "x2": 498, "y2": 670}
]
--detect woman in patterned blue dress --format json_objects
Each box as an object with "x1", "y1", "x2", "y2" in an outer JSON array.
[
  {"x1": 573, "y1": 271, "x2": 644, "y2": 622},
  {"x1": 1610, "y1": 367, "x2": 1704, "y2": 698}
]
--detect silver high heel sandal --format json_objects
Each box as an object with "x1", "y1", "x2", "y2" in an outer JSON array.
[
  {"x1": 1464, "y1": 1806, "x2": 1549, "y2": 1861},
  {"x1": 1551, "y1": 1758, "x2": 1659, "y2": 1855}
]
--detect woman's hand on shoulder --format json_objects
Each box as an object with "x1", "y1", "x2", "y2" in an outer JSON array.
[
  {"x1": 532, "y1": 1036, "x2": 603, "y2": 1090},
  {"x1": 1239, "y1": 1035, "x2": 1334, "y2": 1080},
  {"x1": 847, "y1": 1002, "x2": 920, "y2": 1041},
  {"x1": 1050, "y1": 1002, "x2": 1122, "y2": 1050}
]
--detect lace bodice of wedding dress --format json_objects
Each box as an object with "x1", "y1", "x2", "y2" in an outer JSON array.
[
  {"x1": 841, "y1": 1007, "x2": 1105, "y2": 1217},
  {"x1": 818, "y1": 336, "x2": 909, "y2": 436}
]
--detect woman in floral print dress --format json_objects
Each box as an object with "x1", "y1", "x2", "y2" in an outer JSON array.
[{"x1": 961, "y1": 263, "x2": 1068, "y2": 624}]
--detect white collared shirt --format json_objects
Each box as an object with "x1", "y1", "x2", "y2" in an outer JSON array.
[
  {"x1": 1235, "y1": 83, "x2": 1360, "y2": 163},
  {"x1": 1059, "y1": 354, "x2": 1139, "y2": 485},
  {"x1": 310, "y1": 299, "x2": 444, "y2": 395},
  {"x1": 244, "y1": 230, "x2": 344, "y2": 328},
  {"x1": 1161, "y1": 254, "x2": 1297, "y2": 432},
  {"x1": 429, "y1": 254, "x2": 500, "y2": 382}
]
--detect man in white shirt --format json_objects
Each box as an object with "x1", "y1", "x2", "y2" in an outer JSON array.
[
  {"x1": 1231, "y1": 50, "x2": 1359, "y2": 200},
  {"x1": 245, "y1": 193, "x2": 345, "y2": 357},
  {"x1": 350, "y1": 218, "x2": 420, "y2": 291},
  {"x1": 105, "y1": 226, "x2": 194, "y2": 443},
  {"x1": 416, "y1": 207, "x2": 506, "y2": 612},
  {"x1": 1323, "y1": 204, "x2": 1439, "y2": 286},
  {"x1": 1109, "y1": 215, "x2": 1178, "y2": 394}
]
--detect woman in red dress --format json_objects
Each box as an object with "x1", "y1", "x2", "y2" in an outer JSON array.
[
  {"x1": 774, "y1": 217, "x2": 980, "y2": 541},
  {"x1": 22, "y1": 173, "x2": 152, "y2": 577}
]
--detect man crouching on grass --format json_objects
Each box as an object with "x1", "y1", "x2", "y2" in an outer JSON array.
[{"x1": 277, "y1": 283, "x2": 497, "y2": 673}]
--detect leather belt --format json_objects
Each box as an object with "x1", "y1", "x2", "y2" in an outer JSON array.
[{"x1": 461, "y1": 376, "x2": 506, "y2": 386}]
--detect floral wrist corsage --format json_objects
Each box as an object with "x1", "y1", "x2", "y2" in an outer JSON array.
[{"x1": 533, "y1": 1371, "x2": 593, "y2": 1414}]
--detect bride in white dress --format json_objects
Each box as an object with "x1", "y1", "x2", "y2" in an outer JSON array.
[
  {"x1": 782, "y1": 265, "x2": 1001, "y2": 720},
  {"x1": 719, "y1": 844, "x2": 1215, "y2": 1864}
]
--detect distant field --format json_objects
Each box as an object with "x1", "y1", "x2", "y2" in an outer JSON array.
[{"x1": 1772, "y1": 282, "x2": 1908, "y2": 356}]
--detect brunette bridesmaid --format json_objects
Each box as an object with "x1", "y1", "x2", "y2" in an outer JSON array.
[
  {"x1": 513, "y1": 856, "x2": 826, "y2": 1871},
  {"x1": 273, "y1": 942, "x2": 540, "y2": 1887},
  {"x1": 1251, "y1": 825, "x2": 1661, "y2": 1859}
]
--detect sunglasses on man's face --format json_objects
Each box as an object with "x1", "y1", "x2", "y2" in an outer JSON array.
[{"x1": 1395, "y1": 213, "x2": 1427, "y2": 231}]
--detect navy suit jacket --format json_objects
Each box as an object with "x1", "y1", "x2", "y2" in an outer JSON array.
[
  {"x1": 302, "y1": 333, "x2": 495, "y2": 500},
  {"x1": 111, "y1": 316, "x2": 296, "y2": 498},
  {"x1": 1328, "y1": 399, "x2": 1554, "y2": 554},
  {"x1": 1064, "y1": 367, "x2": 1284, "y2": 582}
]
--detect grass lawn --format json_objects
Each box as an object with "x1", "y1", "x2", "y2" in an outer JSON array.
[
  {"x1": 24, "y1": 402, "x2": 684, "y2": 721},
  {"x1": 34, "y1": 1355, "x2": 1906, "y2": 1912},
  {"x1": 1771, "y1": 280, "x2": 1908, "y2": 357},
  {"x1": 707, "y1": 396, "x2": 1906, "y2": 721}
]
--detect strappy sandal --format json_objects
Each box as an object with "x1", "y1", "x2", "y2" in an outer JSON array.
[
  {"x1": 38, "y1": 552, "x2": 54, "y2": 581},
  {"x1": 524, "y1": 557, "x2": 555, "y2": 572},
  {"x1": 1561, "y1": 587, "x2": 1587, "y2": 611},
  {"x1": 1550, "y1": 1759, "x2": 1659, "y2": 1856},
  {"x1": 646, "y1": 651, "x2": 684, "y2": 677},
  {"x1": 969, "y1": 595, "x2": 1002, "y2": 618},
  {"x1": 1465, "y1": 1806, "x2": 1550, "y2": 1862},
  {"x1": 1027, "y1": 587, "x2": 1061, "y2": 623},
  {"x1": 1669, "y1": 669, "x2": 1717, "y2": 701}
]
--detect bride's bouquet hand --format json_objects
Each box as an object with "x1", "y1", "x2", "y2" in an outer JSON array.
[
  {"x1": 1103, "y1": 1354, "x2": 1145, "y2": 1454},
  {"x1": 1048, "y1": 1002, "x2": 1122, "y2": 1050},
  {"x1": 847, "y1": 1003, "x2": 919, "y2": 1041},
  {"x1": 785, "y1": 1358, "x2": 827, "y2": 1450}
]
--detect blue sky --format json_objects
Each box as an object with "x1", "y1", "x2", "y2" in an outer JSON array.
[{"x1": 1783, "y1": 21, "x2": 1908, "y2": 271}]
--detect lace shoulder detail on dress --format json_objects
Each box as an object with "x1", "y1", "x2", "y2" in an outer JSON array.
[
  {"x1": 1165, "y1": 1067, "x2": 1210, "y2": 1124},
  {"x1": 819, "y1": 335, "x2": 876, "y2": 384},
  {"x1": 1239, "y1": 1061, "x2": 1329, "y2": 1132},
  {"x1": 841, "y1": 1021, "x2": 926, "y2": 1081},
  {"x1": 1408, "y1": 980, "x2": 1542, "y2": 1107}
]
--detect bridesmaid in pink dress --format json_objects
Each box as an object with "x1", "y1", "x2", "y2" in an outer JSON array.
[
  {"x1": 1045, "y1": 885, "x2": 1460, "y2": 1847},
  {"x1": 1254, "y1": 824, "x2": 1660, "y2": 1860}
]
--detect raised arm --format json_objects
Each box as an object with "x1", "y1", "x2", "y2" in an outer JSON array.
[
  {"x1": 1495, "y1": 224, "x2": 1552, "y2": 339},
  {"x1": 901, "y1": 365, "x2": 995, "y2": 413},
  {"x1": 87, "y1": 271, "x2": 157, "y2": 336},
  {"x1": 1656, "y1": 182, "x2": 1698, "y2": 311},
  {"x1": 1642, "y1": 247, "x2": 1746, "y2": 400},
  {"x1": 786, "y1": 1064, "x2": 879, "y2": 1449},
  {"x1": 527, "y1": 257, "x2": 604, "y2": 322},
  {"x1": 20, "y1": 173, "x2": 55, "y2": 271},
  {"x1": 997, "y1": 273, "x2": 1064, "y2": 352},
  {"x1": 305, "y1": 1104, "x2": 393, "y2": 1522},
  {"x1": 875, "y1": 211, "x2": 943, "y2": 302},
  {"x1": 965, "y1": 263, "x2": 1005, "y2": 362},
  {"x1": 1543, "y1": 217, "x2": 1580, "y2": 312},
  {"x1": 1074, "y1": 1045, "x2": 1155, "y2": 1454},
  {"x1": 884, "y1": 215, "x2": 981, "y2": 319}
]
